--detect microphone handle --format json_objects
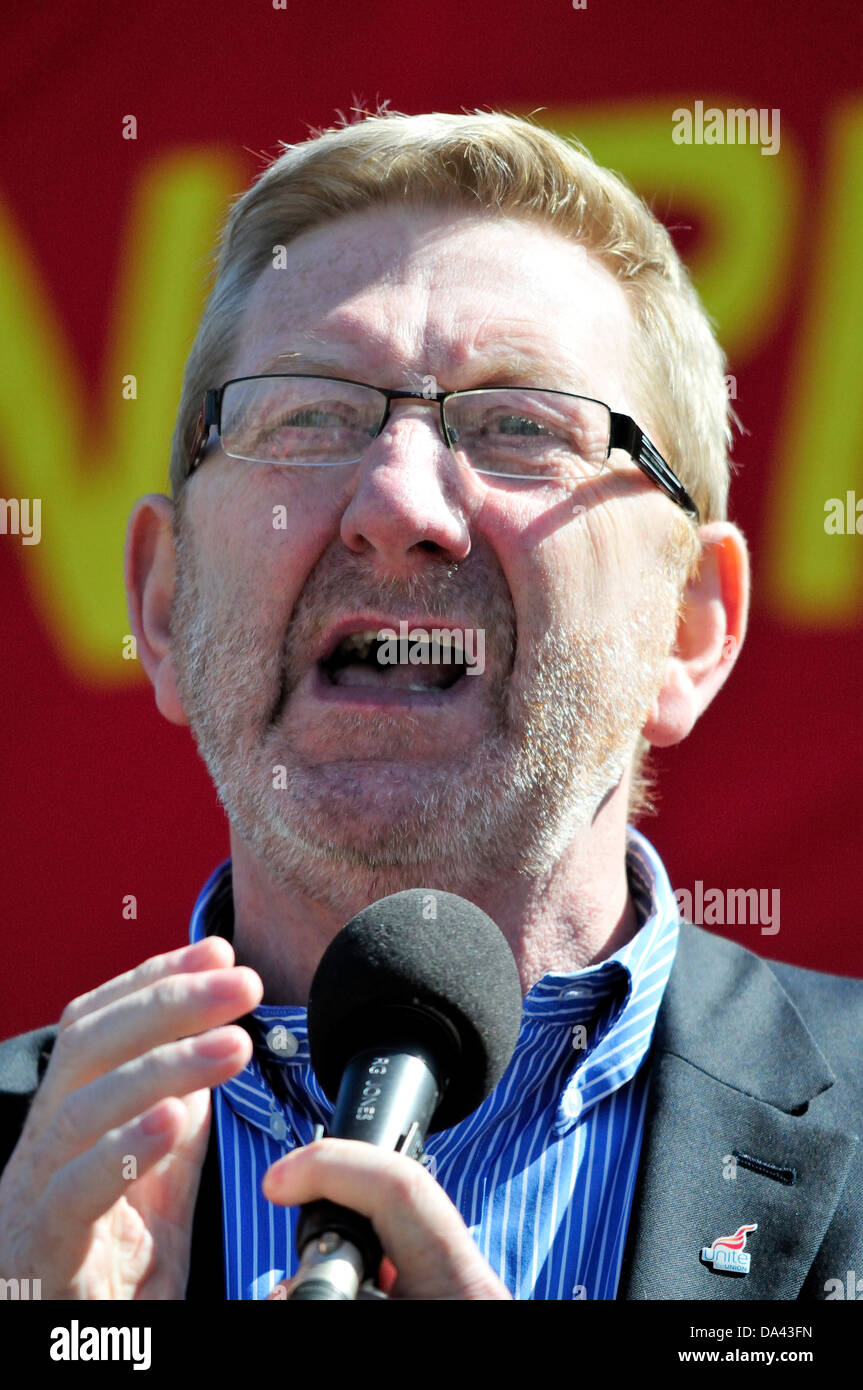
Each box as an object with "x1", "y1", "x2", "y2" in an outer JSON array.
[
  {"x1": 288, "y1": 1046, "x2": 442, "y2": 1301},
  {"x1": 287, "y1": 1228, "x2": 367, "y2": 1300}
]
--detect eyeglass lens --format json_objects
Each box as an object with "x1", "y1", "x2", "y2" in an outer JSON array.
[{"x1": 219, "y1": 377, "x2": 612, "y2": 479}]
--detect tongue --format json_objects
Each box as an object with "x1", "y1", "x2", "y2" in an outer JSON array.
[{"x1": 331, "y1": 662, "x2": 458, "y2": 690}]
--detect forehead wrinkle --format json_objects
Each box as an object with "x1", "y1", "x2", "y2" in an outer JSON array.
[{"x1": 234, "y1": 216, "x2": 635, "y2": 402}]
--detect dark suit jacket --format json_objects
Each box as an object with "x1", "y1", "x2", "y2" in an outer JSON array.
[{"x1": 2, "y1": 924, "x2": 861, "y2": 1299}]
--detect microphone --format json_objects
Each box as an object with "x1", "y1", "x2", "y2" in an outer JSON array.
[{"x1": 286, "y1": 888, "x2": 523, "y2": 1301}]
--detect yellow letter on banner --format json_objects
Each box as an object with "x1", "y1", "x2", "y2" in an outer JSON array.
[
  {"x1": 540, "y1": 103, "x2": 798, "y2": 359},
  {"x1": 766, "y1": 101, "x2": 863, "y2": 621},
  {"x1": 0, "y1": 151, "x2": 239, "y2": 682}
]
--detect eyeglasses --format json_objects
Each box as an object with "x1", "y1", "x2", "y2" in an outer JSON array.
[{"x1": 188, "y1": 374, "x2": 699, "y2": 521}]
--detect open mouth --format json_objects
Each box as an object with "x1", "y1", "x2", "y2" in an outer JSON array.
[{"x1": 320, "y1": 629, "x2": 467, "y2": 692}]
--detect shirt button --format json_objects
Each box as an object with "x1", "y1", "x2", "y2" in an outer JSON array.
[
  {"x1": 562, "y1": 1089, "x2": 582, "y2": 1122},
  {"x1": 266, "y1": 1026, "x2": 299, "y2": 1057},
  {"x1": 269, "y1": 1111, "x2": 289, "y2": 1141}
]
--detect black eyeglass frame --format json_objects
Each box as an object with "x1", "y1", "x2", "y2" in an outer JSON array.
[{"x1": 187, "y1": 374, "x2": 700, "y2": 522}]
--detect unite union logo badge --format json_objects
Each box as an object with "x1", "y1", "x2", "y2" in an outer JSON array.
[{"x1": 701, "y1": 1223, "x2": 758, "y2": 1274}]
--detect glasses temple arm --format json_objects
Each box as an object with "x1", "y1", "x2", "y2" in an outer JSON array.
[
  {"x1": 188, "y1": 388, "x2": 222, "y2": 473},
  {"x1": 609, "y1": 412, "x2": 700, "y2": 522}
]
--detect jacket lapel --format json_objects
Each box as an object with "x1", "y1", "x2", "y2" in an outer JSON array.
[{"x1": 618, "y1": 925, "x2": 857, "y2": 1299}]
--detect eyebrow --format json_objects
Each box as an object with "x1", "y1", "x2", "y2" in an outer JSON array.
[
  {"x1": 242, "y1": 345, "x2": 587, "y2": 393},
  {"x1": 246, "y1": 350, "x2": 376, "y2": 379}
]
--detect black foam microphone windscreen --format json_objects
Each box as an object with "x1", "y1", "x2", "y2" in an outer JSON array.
[{"x1": 306, "y1": 888, "x2": 523, "y2": 1131}]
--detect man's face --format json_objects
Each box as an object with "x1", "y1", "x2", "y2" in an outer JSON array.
[{"x1": 170, "y1": 205, "x2": 694, "y2": 909}]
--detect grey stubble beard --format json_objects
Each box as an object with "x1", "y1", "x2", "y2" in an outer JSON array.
[{"x1": 169, "y1": 505, "x2": 692, "y2": 916}]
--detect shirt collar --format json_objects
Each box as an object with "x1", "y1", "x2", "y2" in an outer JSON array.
[{"x1": 188, "y1": 827, "x2": 679, "y2": 1139}]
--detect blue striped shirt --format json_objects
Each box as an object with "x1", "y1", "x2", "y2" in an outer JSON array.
[{"x1": 189, "y1": 826, "x2": 680, "y2": 1300}]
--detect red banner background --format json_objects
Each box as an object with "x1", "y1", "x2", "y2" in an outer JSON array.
[{"x1": 1, "y1": 0, "x2": 862, "y2": 1038}]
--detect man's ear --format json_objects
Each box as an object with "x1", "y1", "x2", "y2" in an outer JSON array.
[
  {"x1": 641, "y1": 521, "x2": 750, "y2": 749},
  {"x1": 124, "y1": 494, "x2": 189, "y2": 727}
]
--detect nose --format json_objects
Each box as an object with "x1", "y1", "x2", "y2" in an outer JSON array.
[{"x1": 339, "y1": 398, "x2": 474, "y2": 574}]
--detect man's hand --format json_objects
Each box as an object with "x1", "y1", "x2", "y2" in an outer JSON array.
[
  {"x1": 0, "y1": 936, "x2": 262, "y2": 1299},
  {"x1": 263, "y1": 1140, "x2": 512, "y2": 1300}
]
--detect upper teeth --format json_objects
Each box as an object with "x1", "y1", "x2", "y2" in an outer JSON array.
[
  {"x1": 337, "y1": 631, "x2": 380, "y2": 660},
  {"x1": 335, "y1": 629, "x2": 461, "y2": 661}
]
